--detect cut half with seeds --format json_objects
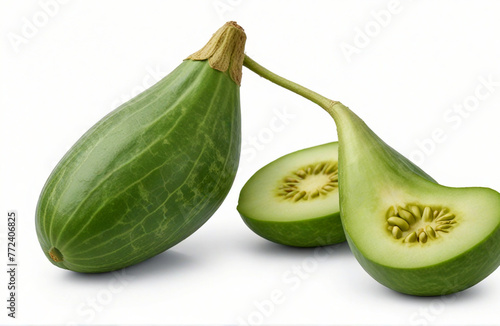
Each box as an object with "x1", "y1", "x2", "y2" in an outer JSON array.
[
  {"x1": 237, "y1": 142, "x2": 345, "y2": 247},
  {"x1": 242, "y1": 55, "x2": 500, "y2": 296}
]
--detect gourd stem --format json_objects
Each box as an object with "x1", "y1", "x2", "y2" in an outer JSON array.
[
  {"x1": 187, "y1": 21, "x2": 247, "y2": 86},
  {"x1": 243, "y1": 55, "x2": 339, "y2": 115}
]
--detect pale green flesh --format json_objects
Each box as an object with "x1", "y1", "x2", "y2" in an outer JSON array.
[
  {"x1": 237, "y1": 142, "x2": 340, "y2": 222},
  {"x1": 331, "y1": 102, "x2": 500, "y2": 272},
  {"x1": 349, "y1": 185, "x2": 500, "y2": 269}
]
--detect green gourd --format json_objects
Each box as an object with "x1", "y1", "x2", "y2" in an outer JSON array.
[{"x1": 36, "y1": 22, "x2": 246, "y2": 273}]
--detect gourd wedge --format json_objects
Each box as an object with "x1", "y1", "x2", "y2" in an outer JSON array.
[
  {"x1": 328, "y1": 103, "x2": 500, "y2": 296},
  {"x1": 242, "y1": 55, "x2": 500, "y2": 296},
  {"x1": 35, "y1": 22, "x2": 246, "y2": 273},
  {"x1": 238, "y1": 142, "x2": 345, "y2": 247}
]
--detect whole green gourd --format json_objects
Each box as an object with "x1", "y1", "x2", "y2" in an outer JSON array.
[{"x1": 36, "y1": 22, "x2": 246, "y2": 273}]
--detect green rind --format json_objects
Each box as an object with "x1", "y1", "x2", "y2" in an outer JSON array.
[
  {"x1": 349, "y1": 219, "x2": 500, "y2": 296},
  {"x1": 35, "y1": 60, "x2": 241, "y2": 273},
  {"x1": 240, "y1": 211, "x2": 345, "y2": 247}
]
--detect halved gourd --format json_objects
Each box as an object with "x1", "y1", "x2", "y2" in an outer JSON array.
[{"x1": 238, "y1": 142, "x2": 345, "y2": 247}]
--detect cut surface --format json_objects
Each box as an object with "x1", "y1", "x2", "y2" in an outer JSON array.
[
  {"x1": 238, "y1": 142, "x2": 340, "y2": 222},
  {"x1": 238, "y1": 142, "x2": 345, "y2": 247},
  {"x1": 347, "y1": 185, "x2": 500, "y2": 269}
]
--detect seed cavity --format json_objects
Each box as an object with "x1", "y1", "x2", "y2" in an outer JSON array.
[
  {"x1": 277, "y1": 161, "x2": 338, "y2": 202},
  {"x1": 386, "y1": 204, "x2": 457, "y2": 244}
]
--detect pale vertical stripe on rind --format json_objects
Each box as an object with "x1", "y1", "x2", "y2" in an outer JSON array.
[
  {"x1": 40, "y1": 62, "x2": 191, "y2": 243},
  {"x1": 62, "y1": 73, "x2": 229, "y2": 257},
  {"x1": 64, "y1": 92, "x2": 238, "y2": 270},
  {"x1": 52, "y1": 69, "x2": 208, "y2": 249},
  {"x1": 63, "y1": 83, "x2": 230, "y2": 256}
]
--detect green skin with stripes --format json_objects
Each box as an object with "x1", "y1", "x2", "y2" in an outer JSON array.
[{"x1": 36, "y1": 60, "x2": 241, "y2": 273}]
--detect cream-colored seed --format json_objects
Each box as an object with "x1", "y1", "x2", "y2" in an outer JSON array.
[
  {"x1": 404, "y1": 232, "x2": 417, "y2": 243},
  {"x1": 294, "y1": 191, "x2": 307, "y2": 202},
  {"x1": 399, "y1": 209, "x2": 416, "y2": 224},
  {"x1": 425, "y1": 225, "x2": 437, "y2": 239},
  {"x1": 419, "y1": 232, "x2": 428, "y2": 243},
  {"x1": 436, "y1": 213, "x2": 455, "y2": 222},
  {"x1": 436, "y1": 224, "x2": 452, "y2": 231},
  {"x1": 313, "y1": 163, "x2": 324, "y2": 174},
  {"x1": 326, "y1": 166, "x2": 337, "y2": 174},
  {"x1": 295, "y1": 170, "x2": 306, "y2": 179},
  {"x1": 409, "y1": 205, "x2": 422, "y2": 220},
  {"x1": 392, "y1": 226, "x2": 402, "y2": 239},
  {"x1": 436, "y1": 209, "x2": 448, "y2": 219},
  {"x1": 387, "y1": 216, "x2": 410, "y2": 231},
  {"x1": 387, "y1": 206, "x2": 397, "y2": 218},
  {"x1": 422, "y1": 206, "x2": 433, "y2": 222}
]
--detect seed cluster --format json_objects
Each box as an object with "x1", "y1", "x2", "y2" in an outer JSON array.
[
  {"x1": 277, "y1": 161, "x2": 338, "y2": 202},
  {"x1": 387, "y1": 205, "x2": 456, "y2": 244}
]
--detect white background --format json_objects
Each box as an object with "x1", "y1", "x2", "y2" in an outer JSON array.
[{"x1": 2, "y1": 0, "x2": 500, "y2": 325}]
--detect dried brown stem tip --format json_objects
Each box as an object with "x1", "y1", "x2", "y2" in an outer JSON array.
[{"x1": 187, "y1": 21, "x2": 246, "y2": 85}]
